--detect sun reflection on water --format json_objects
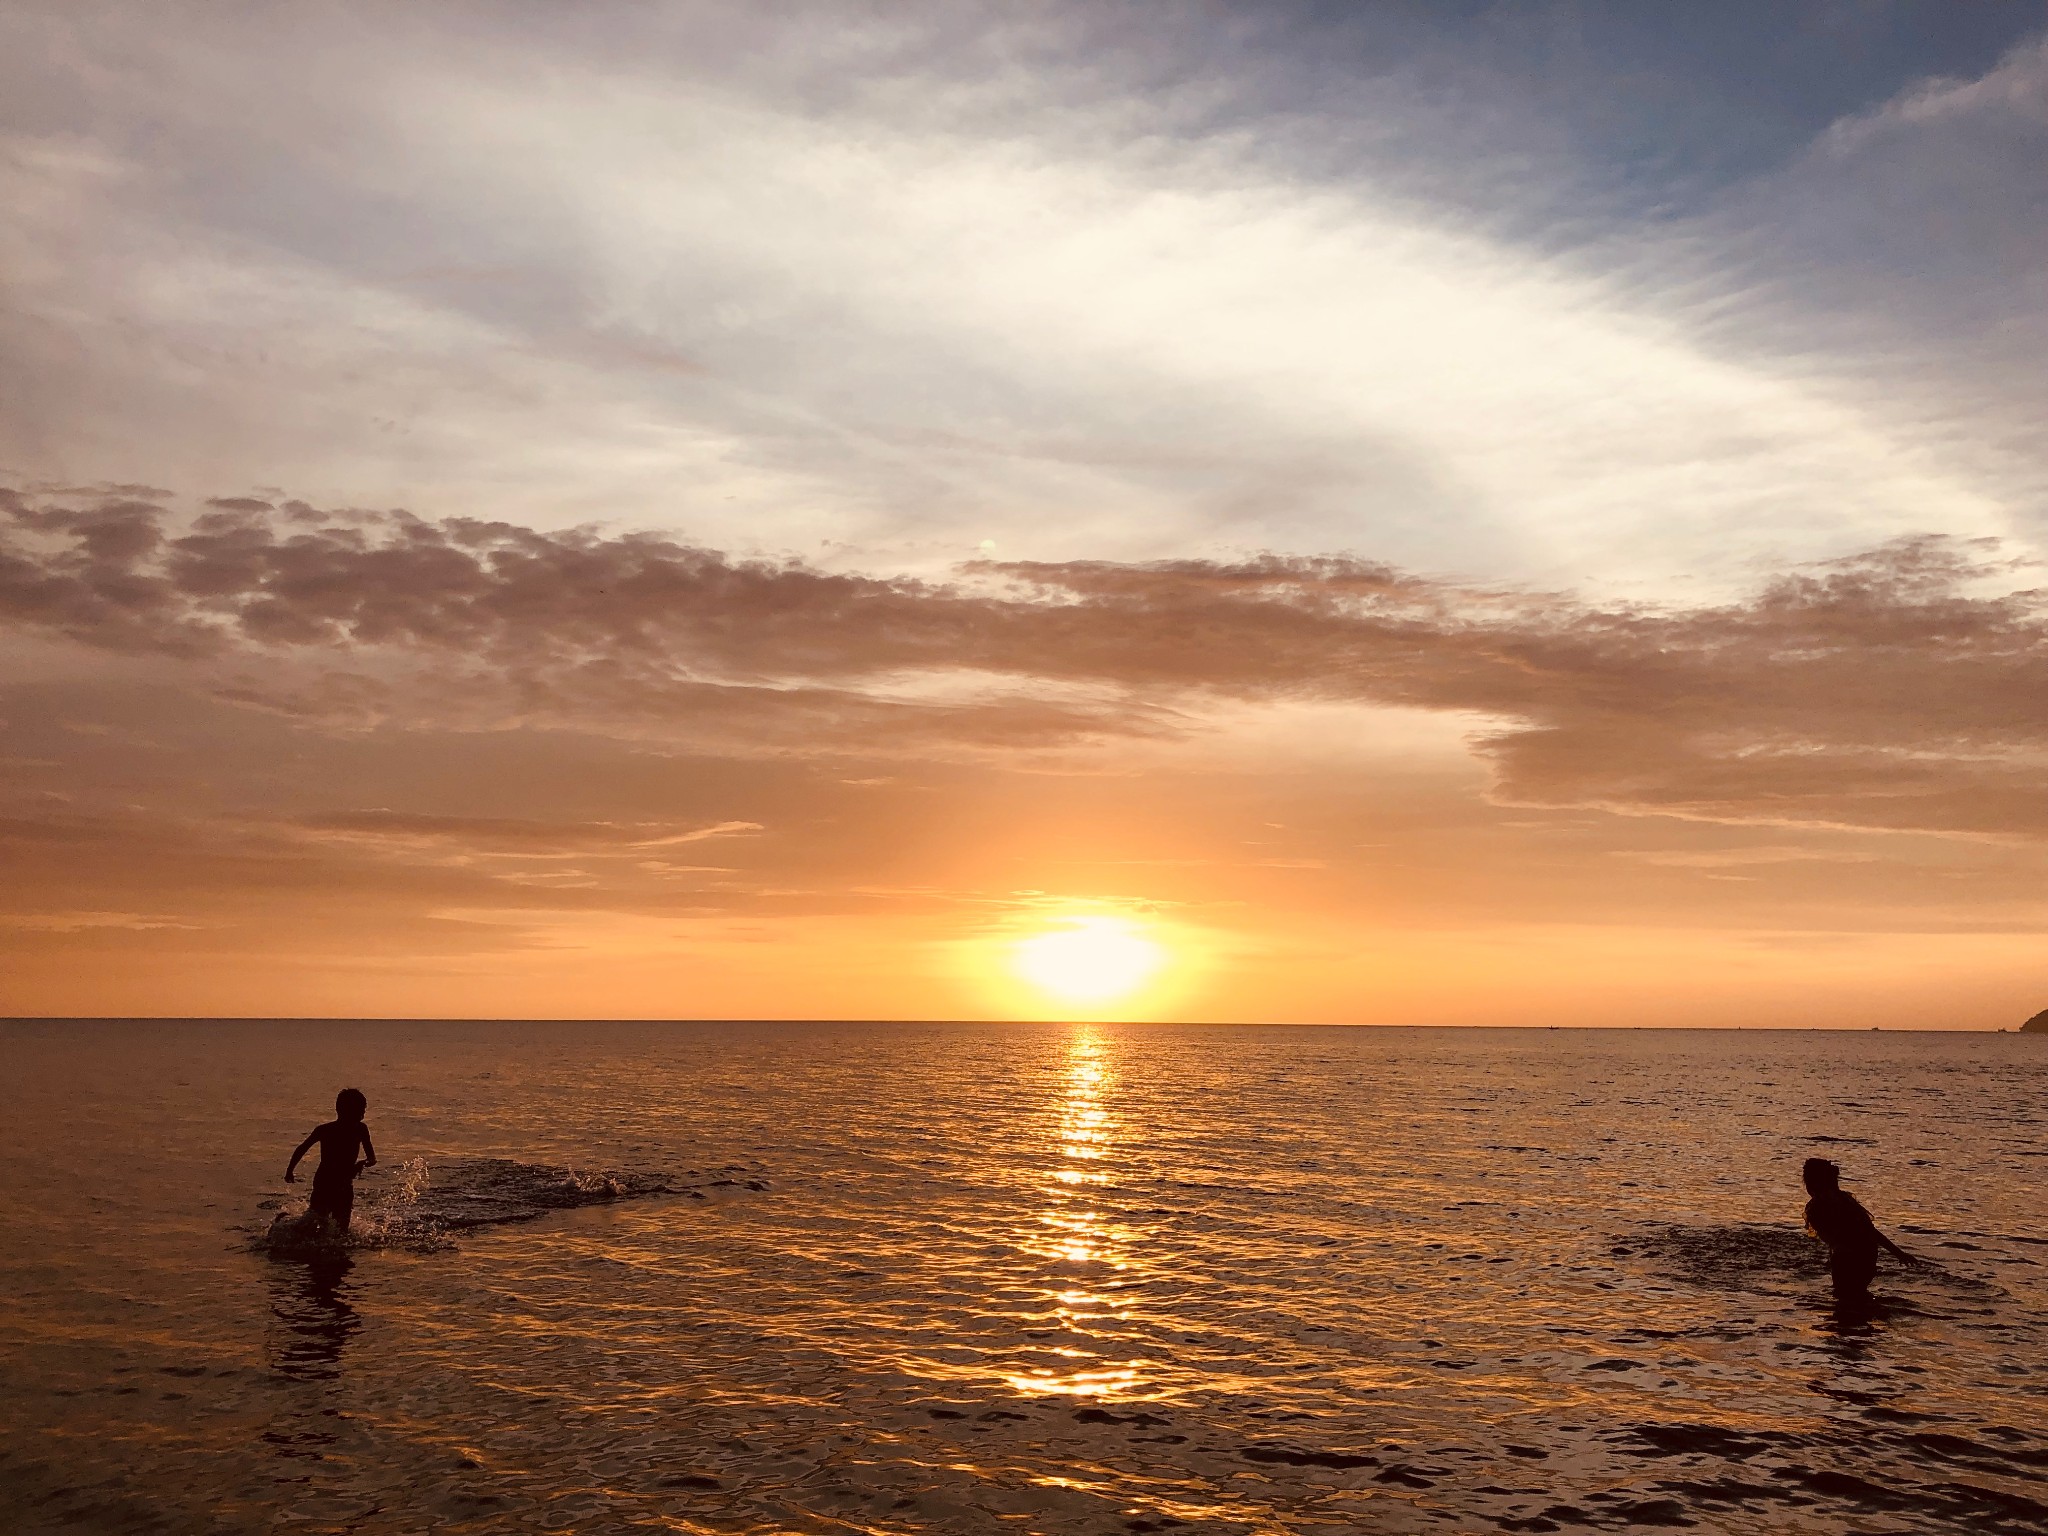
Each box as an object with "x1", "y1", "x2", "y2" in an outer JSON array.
[{"x1": 1008, "y1": 1030, "x2": 1146, "y2": 1399}]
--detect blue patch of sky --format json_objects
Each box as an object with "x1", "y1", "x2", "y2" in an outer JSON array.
[{"x1": 1238, "y1": 0, "x2": 2046, "y2": 212}]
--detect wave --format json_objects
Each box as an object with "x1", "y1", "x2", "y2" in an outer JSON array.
[
  {"x1": 1615, "y1": 1222, "x2": 2004, "y2": 1299},
  {"x1": 1614, "y1": 1222, "x2": 1829, "y2": 1287},
  {"x1": 253, "y1": 1156, "x2": 766, "y2": 1254}
]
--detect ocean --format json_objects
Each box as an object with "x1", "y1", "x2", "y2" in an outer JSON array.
[{"x1": 1, "y1": 1020, "x2": 2042, "y2": 1534}]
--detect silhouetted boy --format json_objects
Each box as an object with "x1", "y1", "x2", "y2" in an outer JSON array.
[
  {"x1": 286, "y1": 1088, "x2": 377, "y2": 1235},
  {"x1": 1802, "y1": 1157, "x2": 1918, "y2": 1300}
]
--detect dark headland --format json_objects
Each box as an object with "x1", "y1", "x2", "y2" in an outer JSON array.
[{"x1": 2023, "y1": 1009, "x2": 2048, "y2": 1034}]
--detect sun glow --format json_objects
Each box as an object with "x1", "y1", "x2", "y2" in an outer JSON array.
[{"x1": 1011, "y1": 916, "x2": 1167, "y2": 1008}]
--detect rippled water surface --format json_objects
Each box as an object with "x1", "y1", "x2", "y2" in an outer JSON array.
[{"x1": 2, "y1": 1021, "x2": 2043, "y2": 1534}]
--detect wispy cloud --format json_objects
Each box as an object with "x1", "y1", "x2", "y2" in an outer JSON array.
[
  {"x1": 0, "y1": 910, "x2": 211, "y2": 933},
  {"x1": 2, "y1": 5, "x2": 2037, "y2": 591}
]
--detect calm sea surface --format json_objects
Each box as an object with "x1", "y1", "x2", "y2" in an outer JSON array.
[{"x1": 1, "y1": 1021, "x2": 2043, "y2": 1535}]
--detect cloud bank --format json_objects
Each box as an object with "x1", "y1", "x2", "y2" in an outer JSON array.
[{"x1": 6, "y1": 488, "x2": 2044, "y2": 839}]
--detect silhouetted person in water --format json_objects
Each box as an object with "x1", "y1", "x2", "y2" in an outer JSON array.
[
  {"x1": 1802, "y1": 1157, "x2": 1919, "y2": 1301},
  {"x1": 285, "y1": 1088, "x2": 377, "y2": 1236}
]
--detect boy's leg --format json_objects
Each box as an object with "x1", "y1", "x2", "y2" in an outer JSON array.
[
  {"x1": 1831, "y1": 1251, "x2": 1876, "y2": 1299},
  {"x1": 309, "y1": 1173, "x2": 349, "y2": 1235}
]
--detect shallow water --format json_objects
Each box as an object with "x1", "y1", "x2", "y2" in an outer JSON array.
[{"x1": 1, "y1": 1020, "x2": 2043, "y2": 1534}]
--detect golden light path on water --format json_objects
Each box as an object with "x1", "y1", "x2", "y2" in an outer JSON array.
[{"x1": 1010, "y1": 1030, "x2": 1140, "y2": 1399}]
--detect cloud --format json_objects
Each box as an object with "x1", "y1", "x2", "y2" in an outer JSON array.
[
  {"x1": 630, "y1": 820, "x2": 763, "y2": 848},
  {"x1": 2, "y1": 3, "x2": 2034, "y2": 593},
  {"x1": 1703, "y1": 33, "x2": 2048, "y2": 527},
  {"x1": 291, "y1": 810, "x2": 762, "y2": 853},
  {"x1": 1617, "y1": 846, "x2": 1879, "y2": 870},
  {"x1": 0, "y1": 909, "x2": 210, "y2": 933},
  {"x1": 5, "y1": 488, "x2": 2045, "y2": 838}
]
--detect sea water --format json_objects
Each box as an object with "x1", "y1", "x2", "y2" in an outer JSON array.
[{"x1": 0, "y1": 1020, "x2": 2042, "y2": 1534}]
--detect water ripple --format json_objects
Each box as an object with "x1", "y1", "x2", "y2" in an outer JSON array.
[{"x1": 0, "y1": 1020, "x2": 2042, "y2": 1534}]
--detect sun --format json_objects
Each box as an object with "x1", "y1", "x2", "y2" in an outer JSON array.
[{"x1": 1011, "y1": 915, "x2": 1167, "y2": 1008}]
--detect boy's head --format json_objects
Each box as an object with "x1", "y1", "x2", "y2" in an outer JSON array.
[
  {"x1": 335, "y1": 1087, "x2": 368, "y2": 1122},
  {"x1": 1802, "y1": 1157, "x2": 1840, "y2": 1196}
]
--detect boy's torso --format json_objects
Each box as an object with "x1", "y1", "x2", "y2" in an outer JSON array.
[
  {"x1": 313, "y1": 1120, "x2": 364, "y2": 1176},
  {"x1": 1805, "y1": 1191, "x2": 1875, "y2": 1252}
]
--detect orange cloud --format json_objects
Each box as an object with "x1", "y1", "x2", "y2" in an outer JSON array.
[{"x1": 6, "y1": 489, "x2": 2044, "y2": 838}]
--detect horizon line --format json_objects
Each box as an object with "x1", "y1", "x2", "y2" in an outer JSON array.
[{"x1": 0, "y1": 1016, "x2": 2026, "y2": 1032}]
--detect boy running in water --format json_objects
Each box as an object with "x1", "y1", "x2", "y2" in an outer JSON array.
[{"x1": 286, "y1": 1088, "x2": 377, "y2": 1235}]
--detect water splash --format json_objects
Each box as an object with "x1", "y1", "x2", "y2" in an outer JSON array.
[
  {"x1": 253, "y1": 1156, "x2": 765, "y2": 1253},
  {"x1": 1616, "y1": 1222, "x2": 1830, "y2": 1288},
  {"x1": 1616, "y1": 1222, "x2": 2002, "y2": 1300}
]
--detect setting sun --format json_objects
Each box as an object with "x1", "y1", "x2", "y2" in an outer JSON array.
[{"x1": 1011, "y1": 916, "x2": 1167, "y2": 1007}]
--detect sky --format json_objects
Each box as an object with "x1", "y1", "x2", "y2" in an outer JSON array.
[{"x1": 4, "y1": 0, "x2": 2047, "y2": 1026}]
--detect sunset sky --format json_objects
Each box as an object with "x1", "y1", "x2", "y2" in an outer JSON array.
[{"x1": 4, "y1": 2, "x2": 2047, "y2": 1025}]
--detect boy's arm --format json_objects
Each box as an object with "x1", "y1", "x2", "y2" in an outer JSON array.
[
  {"x1": 284, "y1": 1128, "x2": 319, "y2": 1181},
  {"x1": 1847, "y1": 1194, "x2": 1910, "y2": 1260},
  {"x1": 359, "y1": 1126, "x2": 378, "y2": 1170},
  {"x1": 1865, "y1": 1204, "x2": 1930, "y2": 1266},
  {"x1": 1877, "y1": 1226, "x2": 1926, "y2": 1264}
]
